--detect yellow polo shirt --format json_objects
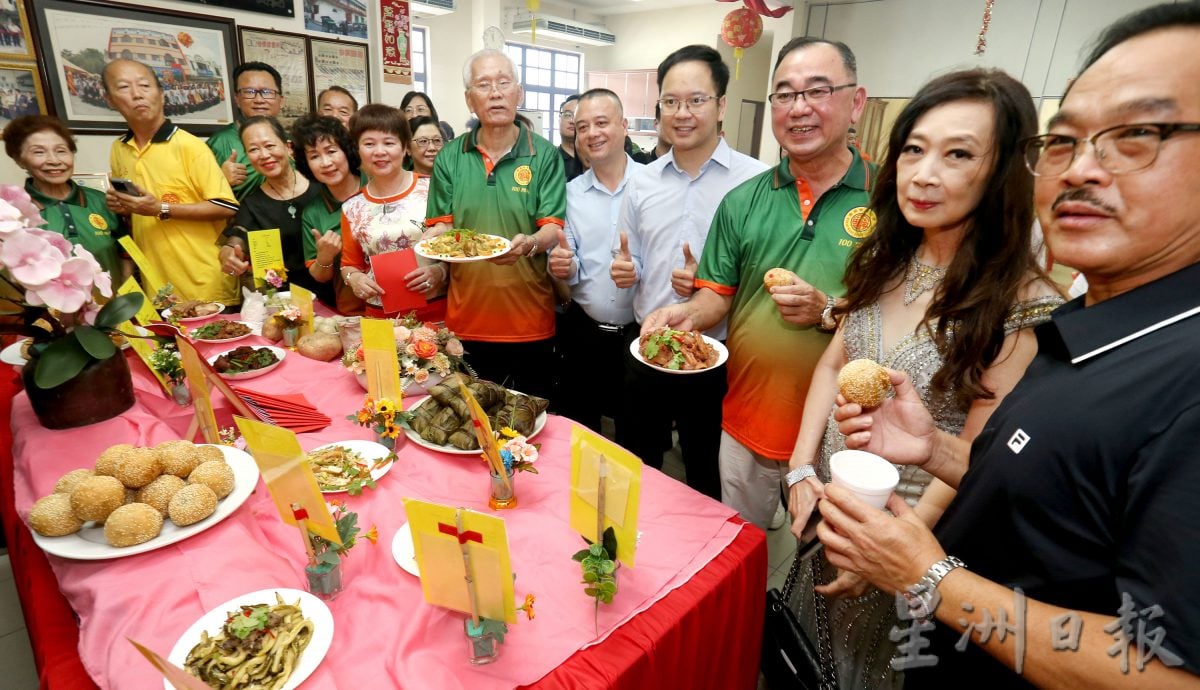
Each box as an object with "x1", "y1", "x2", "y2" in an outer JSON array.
[{"x1": 110, "y1": 120, "x2": 239, "y2": 303}]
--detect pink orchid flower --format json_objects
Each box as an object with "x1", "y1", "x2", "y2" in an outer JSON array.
[
  {"x1": 0, "y1": 229, "x2": 63, "y2": 286},
  {"x1": 25, "y1": 256, "x2": 99, "y2": 313},
  {"x1": 0, "y1": 186, "x2": 46, "y2": 227}
]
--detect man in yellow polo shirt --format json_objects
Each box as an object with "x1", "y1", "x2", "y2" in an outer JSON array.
[{"x1": 103, "y1": 59, "x2": 238, "y2": 304}]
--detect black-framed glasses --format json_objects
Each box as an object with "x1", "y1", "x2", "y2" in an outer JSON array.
[
  {"x1": 658, "y1": 94, "x2": 719, "y2": 114},
  {"x1": 413, "y1": 137, "x2": 445, "y2": 149},
  {"x1": 1022, "y1": 122, "x2": 1200, "y2": 177},
  {"x1": 237, "y1": 88, "x2": 280, "y2": 99},
  {"x1": 767, "y1": 83, "x2": 856, "y2": 108}
]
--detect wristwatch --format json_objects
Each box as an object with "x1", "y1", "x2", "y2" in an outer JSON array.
[
  {"x1": 902, "y1": 556, "x2": 965, "y2": 622},
  {"x1": 785, "y1": 464, "x2": 817, "y2": 488},
  {"x1": 157, "y1": 202, "x2": 171, "y2": 221},
  {"x1": 817, "y1": 293, "x2": 837, "y2": 332}
]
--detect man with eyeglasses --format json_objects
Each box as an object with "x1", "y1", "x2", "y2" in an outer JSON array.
[
  {"x1": 610, "y1": 44, "x2": 767, "y2": 501},
  {"x1": 640, "y1": 37, "x2": 869, "y2": 529},
  {"x1": 820, "y1": 4, "x2": 1200, "y2": 686},
  {"x1": 206, "y1": 62, "x2": 285, "y2": 199},
  {"x1": 558, "y1": 94, "x2": 585, "y2": 181},
  {"x1": 424, "y1": 48, "x2": 566, "y2": 401}
]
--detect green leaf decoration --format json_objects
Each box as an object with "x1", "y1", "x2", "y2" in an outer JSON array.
[
  {"x1": 602, "y1": 526, "x2": 618, "y2": 561},
  {"x1": 571, "y1": 549, "x2": 590, "y2": 562},
  {"x1": 33, "y1": 334, "x2": 91, "y2": 389},
  {"x1": 600, "y1": 560, "x2": 615, "y2": 575},
  {"x1": 73, "y1": 325, "x2": 116, "y2": 360},
  {"x1": 589, "y1": 543, "x2": 605, "y2": 558},
  {"x1": 583, "y1": 571, "x2": 598, "y2": 583},
  {"x1": 94, "y1": 292, "x2": 143, "y2": 329}
]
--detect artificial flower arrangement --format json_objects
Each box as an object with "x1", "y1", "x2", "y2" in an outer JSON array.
[
  {"x1": 151, "y1": 283, "x2": 180, "y2": 312},
  {"x1": 274, "y1": 304, "x2": 303, "y2": 329},
  {"x1": 496, "y1": 426, "x2": 540, "y2": 475},
  {"x1": 309, "y1": 500, "x2": 377, "y2": 574},
  {"x1": 0, "y1": 185, "x2": 143, "y2": 389},
  {"x1": 263, "y1": 265, "x2": 287, "y2": 291},
  {"x1": 348, "y1": 395, "x2": 410, "y2": 451},
  {"x1": 341, "y1": 311, "x2": 467, "y2": 390}
]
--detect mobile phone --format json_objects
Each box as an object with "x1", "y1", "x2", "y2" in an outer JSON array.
[{"x1": 108, "y1": 177, "x2": 142, "y2": 196}]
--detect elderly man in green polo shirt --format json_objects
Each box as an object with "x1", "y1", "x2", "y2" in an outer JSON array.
[
  {"x1": 424, "y1": 49, "x2": 566, "y2": 401},
  {"x1": 642, "y1": 37, "x2": 872, "y2": 530}
]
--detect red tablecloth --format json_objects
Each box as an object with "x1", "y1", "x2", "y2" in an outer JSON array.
[{"x1": 3, "y1": 351, "x2": 767, "y2": 689}]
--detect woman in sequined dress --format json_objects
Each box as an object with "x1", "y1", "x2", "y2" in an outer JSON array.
[{"x1": 784, "y1": 69, "x2": 1065, "y2": 689}]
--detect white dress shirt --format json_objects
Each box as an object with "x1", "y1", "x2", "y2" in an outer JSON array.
[{"x1": 564, "y1": 155, "x2": 642, "y2": 325}]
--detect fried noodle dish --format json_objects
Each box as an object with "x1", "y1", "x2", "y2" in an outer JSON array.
[
  {"x1": 639, "y1": 327, "x2": 719, "y2": 371},
  {"x1": 184, "y1": 593, "x2": 314, "y2": 690},
  {"x1": 420, "y1": 229, "x2": 509, "y2": 259},
  {"x1": 306, "y1": 445, "x2": 385, "y2": 494}
]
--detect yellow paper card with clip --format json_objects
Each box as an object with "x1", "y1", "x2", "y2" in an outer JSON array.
[
  {"x1": 569, "y1": 425, "x2": 641, "y2": 568},
  {"x1": 247, "y1": 229, "x2": 285, "y2": 290},
  {"x1": 118, "y1": 236, "x2": 166, "y2": 296},
  {"x1": 360, "y1": 318, "x2": 401, "y2": 401},
  {"x1": 129, "y1": 638, "x2": 218, "y2": 690},
  {"x1": 176, "y1": 337, "x2": 220, "y2": 443},
  {"x1": 118, "y1": 320, "x2": 171, "y2": 395},
  {"x1": 289, "y1": 284, "x2": 315, "y2": 337},
  {"x1": 404, "y1": 499, "x2": 516, "y2": 624},
  {"x1": 235, "y1": 417, "x2": 340, "y2": 544},
  {"x1": 116, "y1": 276, "x2": 164, "y2": 326}
]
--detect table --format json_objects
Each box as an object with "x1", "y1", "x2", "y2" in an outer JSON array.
[{"x1": 4, "y1": 346, "x2": 767, "y2": 689}]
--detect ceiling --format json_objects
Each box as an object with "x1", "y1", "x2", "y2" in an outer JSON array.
[{"x1": 565, "y1": 0, "x2": 793, "y2": 17}]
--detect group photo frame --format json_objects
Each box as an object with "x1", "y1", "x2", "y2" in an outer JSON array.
[
  {"x1": 0, "y1": 59, "x2": 45, "y2": 127},
  {"x1": 0, "y1": 0, "x2": 35, "y2": 60},
  {"x1": 28, "y1": 0, "x2": 238, "y2": 134}
]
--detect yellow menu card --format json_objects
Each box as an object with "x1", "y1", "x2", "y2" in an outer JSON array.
[
  {"x1": 247, "y1": 229, "x2": 284, "y2": 291},
  {"x1": 117, "y1": 320, "x2": 170, "y2": 395},
  {"x1": 116, "y1": 276, "x2": 164, "y2": 327},
  {"x1": 360, "y1": 318, "x2": 401, "y2": 401},
  {"x1": 569, "y1": 425, "x2": 642, "y2": 568},
  {"x1": 289, "y1": 284, "x2": 315, "y2": 337},
  {"x1": 118, "y1": 236, "x2": 166, "y2": 296},
  {"x1": 235, "y1": 417, "x2": 340, "y2": 544},
  {"x1": 176, "y1": 337, "x2": 219, "y2": 444}
]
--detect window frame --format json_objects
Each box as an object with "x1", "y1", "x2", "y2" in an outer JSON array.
[
  {"x1": 503, "y1": 41, "x2": 583, "y2": 145},
  {"x1": 411, "y1": 24, "x2": 429, "y2": 95}
]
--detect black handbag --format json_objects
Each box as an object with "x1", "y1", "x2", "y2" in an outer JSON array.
[{"x1": 761, "y1": 543, "x2": 835, "y2": 690}]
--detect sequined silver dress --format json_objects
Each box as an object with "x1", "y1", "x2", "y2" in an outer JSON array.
[{"x1": 788, "y1": 295, "x2": 1062, "y2": 690}]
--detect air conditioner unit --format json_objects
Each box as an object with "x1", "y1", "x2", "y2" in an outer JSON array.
[
  {"x1": 412, "y1": 0, "x2": 456, "y2": 17},
  {"x1": 511, "y1": 15, "x2": 616, "y2": 47}
]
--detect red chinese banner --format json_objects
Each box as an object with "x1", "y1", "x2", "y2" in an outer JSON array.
[{"x1": 381, "y1": 0, "x2": 412, "y2": 85}]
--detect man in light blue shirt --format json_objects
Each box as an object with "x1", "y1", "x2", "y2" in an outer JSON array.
[
  {"x1": 549, "y1": 88, "x2": 642, "y2": 433},
  {"x1": 609, "y1": 45, "x2": 767, "y2": 499}
]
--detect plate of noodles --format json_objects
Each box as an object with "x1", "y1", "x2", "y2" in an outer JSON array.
[
  {"x1": 630, "y1": 327, "x2": 728, "y2": 374},
  {"x1": 167, "y1": 588, "x2": 332, "y2": 690},
  {"x1": 415, "y1": 230, "x2": 511, "y2": 262},
  {"x1": 305, "y1": 440, "x2": 394, "y2": 494}
]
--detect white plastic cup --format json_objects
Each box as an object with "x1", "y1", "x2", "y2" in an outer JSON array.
[{"x1": 828, "y1": 450, "x2": 900, "y2": 510}]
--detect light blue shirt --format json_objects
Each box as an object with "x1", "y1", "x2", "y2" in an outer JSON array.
[
  {"x1": 616, "y1": 138, "x2": 768, "y2": 339},
  {"x1": 564, "y1": 155, "x2": 642, "y2": 325}
]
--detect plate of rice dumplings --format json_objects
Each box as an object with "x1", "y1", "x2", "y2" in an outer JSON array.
[{"x1": 404, "y1": 373, "x2": 549, "y2": 454}]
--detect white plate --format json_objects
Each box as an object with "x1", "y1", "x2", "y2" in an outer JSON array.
[
  {"x1": 391, "y1": 522, "x2": 419, "y2": 576},
  {"x1": 189, "y1": 320, "x2": 254, "y2": 345},
  {"x1": 402, "y1": 393, "x2": 547, "y2": 456},
  {"x1": 163, "y1": 302, "x2": 225, "y2": 323},
  {"x1": 32, "y1": 445, "x2": 260, "y2": 561},
  {"x1": 164, "y1": 587, "x2": 333, "y2": 690},
  {"x1": 1, "y1": 339, "x2": 28, "y2": 366},
  {"x1": 414, "y1": 234, "x2": 512, "y2": 263},
  {"x1": 629, "y1": 332, "x2": 729, "y2": 375},
  {"x1": 207, "y1": 346, "x2": 287, "y2": 380},
  {"x1": 306, "y1": 440, "x2": 394, "y2": 494}
]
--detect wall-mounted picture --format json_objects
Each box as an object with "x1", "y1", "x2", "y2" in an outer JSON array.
[
  {"x1": 239, "y1": 27, "x2": 312, "y2": 127},
  {"x1": 178, "y1": 0, "x2": 296, "y2": 19},
  {"x1": 29, "y1": 0, "x2": 237, "y2": 134},
  {"x1": 0, "y1": 0, "x2": 35, "y2": 60},
  {"x1": 0, "y1": 61, "x2": 45, "y2": 126},
  {"x1": 309, "y1": 37, "x2": 369, "y2": 109},
  {"x1": 304, "y1": 0, "x2": 368, "y2": 40}
]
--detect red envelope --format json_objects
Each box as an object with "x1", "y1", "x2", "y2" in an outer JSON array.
[{"x1": 371, "y1": 249, "x2": 428, "y2": 314}]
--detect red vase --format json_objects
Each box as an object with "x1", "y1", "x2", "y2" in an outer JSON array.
[{"x1": 22, "y1": 351, "x2": 136, "y2": 429}]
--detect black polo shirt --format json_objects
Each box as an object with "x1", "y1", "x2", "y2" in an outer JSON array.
[{"x1": 909, "y1": 261, "x2": 1200, "y2": 687}]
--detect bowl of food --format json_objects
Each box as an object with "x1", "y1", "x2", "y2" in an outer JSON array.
[
  {"x1": 631, "y1": 327, "x2": 728, "y2": 373},
  {"x1": 189, "y1": 320, "x2": 253, "y2": 344},
  {"x1": 207, "y1": 345, "x2": 285, "y2": 380},
  {"x1": 163, "y1": 300, "x2": 224, "y2": 323}
]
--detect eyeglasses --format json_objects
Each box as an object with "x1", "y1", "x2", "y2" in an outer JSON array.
[
  {"x1": 767, "y1": 83, "x2": 857, "y2": 108},
  {"x1": 559, "y1": 110, "x2": 575, "y2": 120},
  {"x1": 237, "y1": 88, "x2": 280, "y2": 99},
  {"x1": 471, "y1": 80, "x2": 516, "y2": 94},
  {"x1": 413, "y1": 137, "x2": 445, "y2": 149},
  {"x1": 658, "y1": 95, "x2": 719, "y2": 114},
  {"x1": 1021, "y1": 122, "x2": 1200, "y2": 177}
]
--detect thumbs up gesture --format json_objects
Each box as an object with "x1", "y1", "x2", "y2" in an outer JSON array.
[
  {"x1": 610, "y1": 230, "x2": 637, "y2": 288},
  {"x1": 221, "y1": 149, "x2": 247, "y2": 187},
  {"x1": 670, "y1": 241, "x2": 698, "y2": 298},
  {"x1": 548, "y1": 228, "x2": 575, "y2": 280},
  {"x1": 310, "y1": 227, "x2": 342, "y2": 269}
]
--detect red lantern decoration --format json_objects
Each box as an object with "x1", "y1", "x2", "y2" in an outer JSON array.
[{"x1": 720, "y1": 8, "x2": 763, "y2": 79}]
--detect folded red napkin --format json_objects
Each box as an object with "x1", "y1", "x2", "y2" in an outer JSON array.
[{"x1": 232, "y1": 386, "x2": 330, "y2": 432}]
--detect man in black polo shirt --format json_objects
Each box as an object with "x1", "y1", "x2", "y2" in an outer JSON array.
[{"x1": 815, "y1": 4, "x2": 1200, "y2": 687}]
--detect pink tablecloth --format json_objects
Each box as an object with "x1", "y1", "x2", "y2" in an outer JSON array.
[{"x1": 11, "y1": 342, "x2": 750, "y2": 689}]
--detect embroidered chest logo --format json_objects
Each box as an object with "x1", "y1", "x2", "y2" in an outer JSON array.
[
  {"x1": 513, "y1": 165, "x2": 532, "y2": 186},
  {"x1": 160, "y1": 192, "x2": 181, "y2": 204},
  {"x1": 1007, "y1": 429, "x2": 1030, "y2": 454},
  {"x1": 88, "y1": 213, "x2": 108, "y2": 231},
  {"x1": 843, "y1": 207, "x2": 877, "y2": 239}
]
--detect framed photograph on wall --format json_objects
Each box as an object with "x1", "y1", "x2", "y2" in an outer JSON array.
[
  {"x1": 303, "y1": 3, "x2": 366, "y2": 40},
  {"x1": 0, "y1": 1, "x2": 35, "y2": 60},
  {"x1": 28, "y1": 0, "x2": 238, "y2": 134},
  {"x1": 0, "y1": 61, "x2": 46, "y2": 127},
  {"x1": 309, "y1": 37, "x2": 369, "y2": 110},
  {"x1": 238, "y1": 27, "x2": 311, "y2": 127}
]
